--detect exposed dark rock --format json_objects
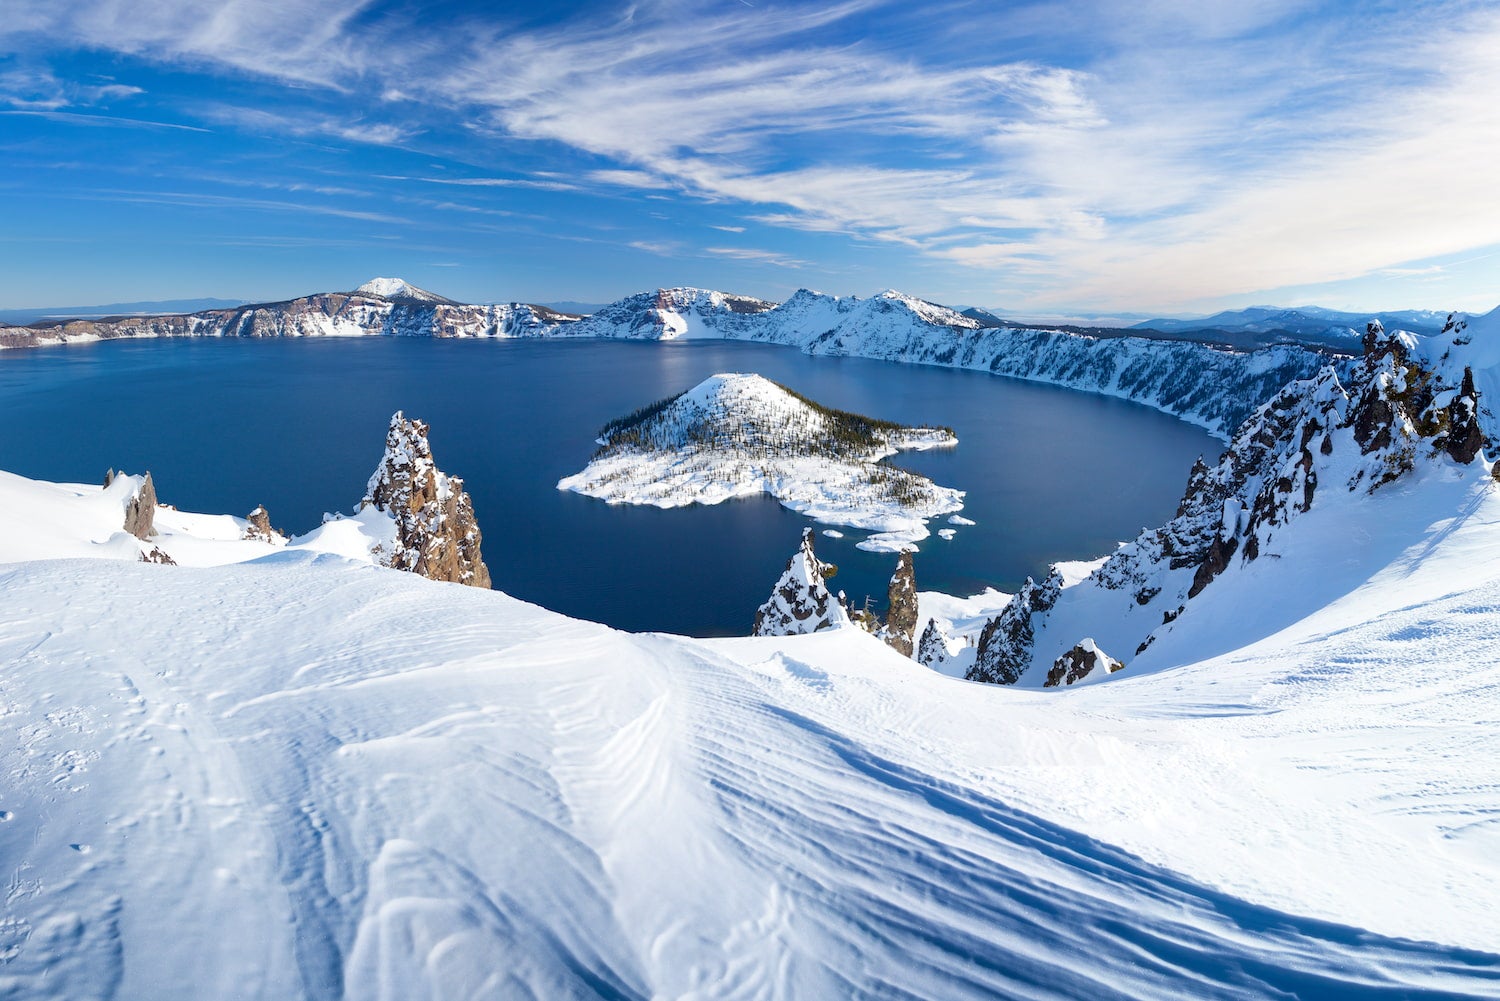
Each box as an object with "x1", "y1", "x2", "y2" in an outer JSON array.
[
  {"x1": 362, "y1": 412, "x2": 491, "y2": 588},
  {"x1": 1443, "y1": 367, "x2": 1485, "y2": 464},
  {"x1": 1044, "y1": 639, "x2": 1124, "y2": 687},
  {"x1": 123, "y1": 472, "x2": 158, "y2": 541},
  {"x1": 916, "y1": 618, "x2": 950, "y2": 669},
  {"x1": 140, "y1": 546, "x2": 176, "y2": 565},
  {"x1": 967, "y1": 575, "x2": 1061, "y2": 685},
  {"x1": 1188, "y1": 534, "x2": 1238, "y2": 599},
  {"x1": 752, "y1": 528, "x2": 848, "y2": 635},
  {"x1": 882, "y1": 550, "x2": 919, "y2": 657},
  {"x1": 103, "y1": 468, "x2": 116, "y2": 488}
]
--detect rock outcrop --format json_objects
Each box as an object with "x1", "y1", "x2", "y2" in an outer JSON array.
[
  {"x1": 1044, "y1": 639, "x2": 1123, "y2": 687},
  {"x1": 122, "y1": 472, "x2": 158, "y2": 541},
  {"x1": 966, "y1": 323, "x2": 1491, "y2": 687},
  {"x1": 880, "y1": 549, "x2": 919, "y2": 657},
  {"x1": 361, "y1": 412, "x2": 491, "y2": 588},
  {"x1": 968, "y1": 575, "x2": 1061, "y2": 685},
  {"x1": 916, "y1": 618, "x2": 951, "y2": 669},
  {"x1": 242, "y1": 506, "x2": 286, "y2": 545},
  {"x1": 752, "y1": 529, "x2": 850, "y2": 636}
]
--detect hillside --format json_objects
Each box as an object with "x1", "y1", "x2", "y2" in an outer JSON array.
[{"x1": 1, "y1": 452, "x2": 1498, "y2": 996}]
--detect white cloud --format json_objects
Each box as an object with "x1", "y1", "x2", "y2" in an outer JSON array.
[
  {"x1": 9, "y1": 0, "x2": 1500, "y2": 309},
  {"x1": 704, "y1": 247, "x2": 808, "y2": 268}
]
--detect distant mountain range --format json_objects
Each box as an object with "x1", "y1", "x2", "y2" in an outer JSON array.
[
  {"x1": 1132, "y1": 305, "x2": 1452, "y2": 341},
  {"x1": 0, "y1": 297, "x2": 246, "y2": 325}
]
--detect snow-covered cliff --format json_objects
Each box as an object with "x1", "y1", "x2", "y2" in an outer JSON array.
[
  {"x1": 558, "y1": 372, "x2": 963, "y2": 550},
  {"x1": 0, "y1": 278, "x2": 572, "y2": 348},
  {"x1": 0, "y1": 279, "x2": 1370, "y2": 439},
  {"x1": 965, "y1": 324, "x2": 1495, "y2": 688},
  {"x1": 569, "y1": 287, "x2": 1350, "y2": 437}
]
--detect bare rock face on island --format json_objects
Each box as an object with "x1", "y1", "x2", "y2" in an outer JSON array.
[{"x1": 362, "y1": 412, "x2": 491, "y2": 589}]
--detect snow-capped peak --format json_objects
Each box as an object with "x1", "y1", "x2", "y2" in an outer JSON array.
[{"x1": 354, "y1": 277, "x2": 451, "y2": 303}]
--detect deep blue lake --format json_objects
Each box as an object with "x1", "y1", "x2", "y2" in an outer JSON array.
[{"x1": 0, "y1": 337, "x2": 1220, "y2": 635}]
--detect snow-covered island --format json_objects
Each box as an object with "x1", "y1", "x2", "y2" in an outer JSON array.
[{"x1": 557, "y1": 372, "x2": 964, "y2": 551}]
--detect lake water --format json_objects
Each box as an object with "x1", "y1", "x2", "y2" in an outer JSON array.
[{"x1": 0, "y1": 337, "x2": 1220, "y2": 636}]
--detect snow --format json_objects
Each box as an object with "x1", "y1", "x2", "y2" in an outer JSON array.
[
  {"x1": 354, "y1": 277, "x2": 446, "y2": 303},
  {"x1": 559, "y1": 373, "x2": 964, "y2": 549},
  {"x1": 2, "y1": 471, "x2": 1499, "y2": 995}
]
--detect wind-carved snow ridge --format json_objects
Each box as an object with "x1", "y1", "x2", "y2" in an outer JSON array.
[
  {"x1": 557, "y1": 373, "x2": 963, "y2": 551},
  {"x1": 966, "y1": 323, "x2": 1496, "y2": 688},
  {"x1": 356, "y1": 411, "x2": 491, "y2": 588}
]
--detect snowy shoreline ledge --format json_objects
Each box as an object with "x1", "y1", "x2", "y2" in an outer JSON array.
[{"x1": 557, "y1": 373, "x2": 965, "y2": 551}]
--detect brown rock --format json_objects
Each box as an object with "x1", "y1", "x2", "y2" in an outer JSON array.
[
  {"x1": 882, "y1": 549, "x2": 919, "y2": 657},
  {"x1": 362, "y1": 413, "x2": 491, "y2": 588},
  {"x1": 123, "y1": 472, "x2": 158, "y2": 541}
]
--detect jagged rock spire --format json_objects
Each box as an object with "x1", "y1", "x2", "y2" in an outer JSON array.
[
  {"x1": 881, "y1": 549, "x2": 919, "y2": 657},
  {"x1": 752, "y1": 528, "x2": 850, "y2": 636},
  {"x1": 916, "y1": 618, "x2": 950, "y2": 669},
  {"x1": 122, "y1": 472, "x2": 158, "y2": 541},
  {"x1": 1444, "y1": 367, "x2": 1485, "y2": 464},
  {"x1": 362, "y1": 412, "x2": 491, "y2": 588},
  {"x1": 968, "y1": 575, "x2": 1061, "y2": 685}
]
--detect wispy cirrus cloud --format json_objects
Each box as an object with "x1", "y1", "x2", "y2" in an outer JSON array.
[
  {"x1": 704, "y1": 247, "x2": 808, "y2": 269},
  {"x1": 6, "y1": 0, "x2": 1500, "y2": 311}
]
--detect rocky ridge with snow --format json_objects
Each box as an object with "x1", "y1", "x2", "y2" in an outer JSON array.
[
  {"x1": 0, "y1": 279, "x2": 1380, "y2": 439},
  {"x1": 752, "y1": 527, "x2": 850, "y2": 635},
  {"x1": 360, "y1": 412, "x2": 490, "y2": 588},
  {"x1": 0, "y1": 278, "x2": 571, "y2": 348},
  {"x1": 966, "y1": 323, "x2": 1493, "y2": 688},
  {"x1": 559, "y1": 373, "x2": 963, "y2": 551}
]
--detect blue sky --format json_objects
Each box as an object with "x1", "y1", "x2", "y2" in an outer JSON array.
[{"x1": 2, "y1": 0, "x2": 1498, "y2": 316}]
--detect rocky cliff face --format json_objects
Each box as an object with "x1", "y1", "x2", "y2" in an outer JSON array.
[
  {"x1": 916, "y1": 618, "x2": 952, "y2": 669},
  {"x1": 880, "y1": 550, "x2": 919, "y2": 657},
  {"x1": 1044, "y1": 640, "x2": 1123, "y2": 687},
  {"x1": 752, "y1": 528, "x2": 850, "y2": 636},
  {"x1": 0, "y1": 281, "x2": 571, "y2": 350},
  {"x1": 362, "y1": 412, "x2": 491, "y2": 588},
  {"x1": 122, "y1": 472, "x2": 158, "y2": 541},
  {"x1": 967, "y1": 325, "x2": 1491, "y2": 688}
]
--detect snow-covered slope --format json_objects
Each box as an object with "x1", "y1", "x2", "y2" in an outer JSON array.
[
  {"x1": 353, "y1": 277, "x2": 456, "y2": 304},
  {"x1": 563, "y1": 287, "x2": 777, "y2": 339},
  {"x1": 963, "y1": 325, "x2": 1495, "y2": 689},
  {"x1": 2, "y1": 466, "x2": 1499, "y2": 996},
  {"x1": 558, "y1": 373, "x2": 962, "y2": 550}
]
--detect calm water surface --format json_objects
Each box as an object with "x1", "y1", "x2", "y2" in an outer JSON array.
[{"x1": 0, "y1": 338, "x2": 1220, "y2": 635}]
